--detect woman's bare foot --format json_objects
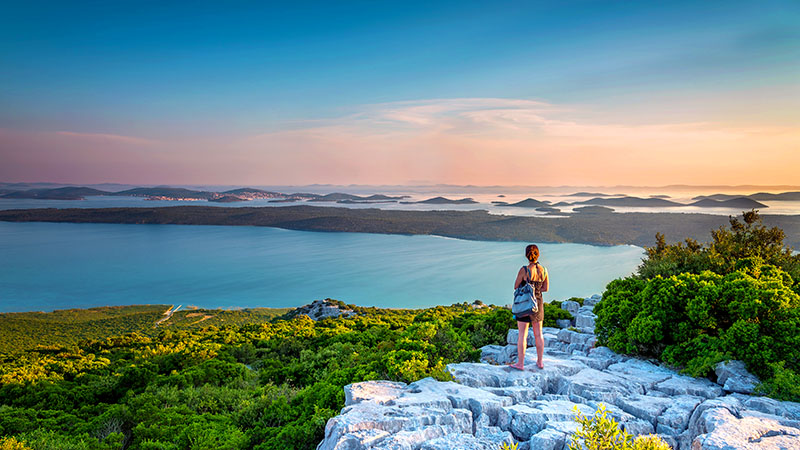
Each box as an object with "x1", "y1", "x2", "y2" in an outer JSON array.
[
  {"x1": 508, "y1": 362, "x2": 525, "y2": 370},
  {"x1": 536, "y1": 361, "x2": 544, "y2": 369}
]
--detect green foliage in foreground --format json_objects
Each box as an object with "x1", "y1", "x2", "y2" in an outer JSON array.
[
  {"x1": 596, "y1": 211, "x2": 800, "y2": 402},
  {"x1": 568, "y1": 405, "x2": 671, "y2": 450},
  {"x1": 0, "y1": 303, "x2": 512, "y2": 450}
]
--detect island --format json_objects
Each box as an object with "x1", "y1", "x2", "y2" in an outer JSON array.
[
  {"x1": 505, "y1": 198, "x2": 551, "y2": 208},
  {"x1": 413, "y1": 196, "x2": 479, "y2": 204},
  {"x1": 689, "y1": 198, "x2": 767, "y2": 208},
  {"x1": 3, "y1": 205, "x2": 800, "y2": 248}
]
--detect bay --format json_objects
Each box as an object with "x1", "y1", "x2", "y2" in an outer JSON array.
[{"x1": 0, "y1": 222, "x2": 644, "y2": 313}]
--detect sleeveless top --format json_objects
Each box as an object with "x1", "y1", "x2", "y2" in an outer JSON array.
[{"x1": 522, "y1": 263, "x2": 546, "y2": 301}]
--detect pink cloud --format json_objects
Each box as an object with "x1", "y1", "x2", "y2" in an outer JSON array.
[{"x1": 2, "y1": 98, "x2": 798, "y2": 186}]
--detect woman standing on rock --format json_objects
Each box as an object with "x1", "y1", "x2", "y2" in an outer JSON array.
[{"x1": 509, "y1": 244, "x2": 549, "y2": 370}]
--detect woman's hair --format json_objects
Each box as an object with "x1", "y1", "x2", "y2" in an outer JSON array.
[{"x1": 525, "y1": 244, "x2": 539, "y2": 263}]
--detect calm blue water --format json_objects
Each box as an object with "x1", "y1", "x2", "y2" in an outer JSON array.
[{"x1": 0, "y1": 222, "x2": 644, "y2": 313}]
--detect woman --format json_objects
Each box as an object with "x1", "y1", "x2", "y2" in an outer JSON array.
[{"x1": 509, "y1": 244, "x2": 549, "y2": 370}]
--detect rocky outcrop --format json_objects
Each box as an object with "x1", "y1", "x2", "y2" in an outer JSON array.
[
  {"x1": 317, "y1": 295, "x2": 800, "y2": 450},
  {"x1": 289, "y1": 299, "x2": 355, "y2": 321}
]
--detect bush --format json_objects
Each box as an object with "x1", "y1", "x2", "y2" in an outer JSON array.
[
  {"x1": 568, "y1": 404, "x2": 671, "y2": 450},
  {"x1": 596, "y1": 211, "x2": 800, "y2": 401}
]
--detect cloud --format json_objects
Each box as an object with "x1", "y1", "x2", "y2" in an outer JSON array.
[
  {"x1": 55, "y1": 131, "x2": 158, "y2": 146},
  {"x1": 235, "y1": 98, "x2": 800, "y2": 185},
  {"x1": 2, "y1": 98, "x2": 798, "y2": 185}
]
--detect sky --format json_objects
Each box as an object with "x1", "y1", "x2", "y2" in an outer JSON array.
[{"x1": 1, "y1": 0, "x2": 799, "y2": 186}]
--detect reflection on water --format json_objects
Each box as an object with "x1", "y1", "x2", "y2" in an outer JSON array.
[{"x1": 0, "y1": 222, "x2": 644, "y2": 313}]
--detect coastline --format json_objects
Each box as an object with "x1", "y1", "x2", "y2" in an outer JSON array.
[{"x1": 1, "y1": 204, "x2": 799, "y2": 248}]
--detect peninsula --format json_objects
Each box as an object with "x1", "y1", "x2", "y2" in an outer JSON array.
[{"x1": 2, "y1": 205, "x2": 799, "y2": 248}]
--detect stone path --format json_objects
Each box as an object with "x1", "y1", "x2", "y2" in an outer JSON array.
[{"x1": 317, "y1": 297, "x2": 800, "y2": 450}]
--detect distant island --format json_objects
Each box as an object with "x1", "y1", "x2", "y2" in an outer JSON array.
[
  {"x1": 689, "y1": 198, "x2": 767, "y2": 208},
  {"x1": 565, "y1": 192, "x2": 616, "y2": 197},
  {"x1": 574, "y1": 196, "x2": 683, "y2": 208},
  {"x1": 694, "y1": 191, "x2": 800, "y2": 202},
  {"x1": 505, "y1": 198, "x2": 551, "y2": 208},
  {"x1": 0, "y1": 185, "x2": 407, "y2": 203},
  {"x1": 4, "y1": 185, "x2": 799, "y2": 212},
  {"x1": 410, "y1": 196, "x2": 478, "y2": 204},
  {"x1": 3, "y1": 204, "x2": 800, "y2": 248}
]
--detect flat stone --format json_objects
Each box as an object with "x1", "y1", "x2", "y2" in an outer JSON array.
[
  {"x1": 558, "y1": 368, "x2": 645, "y2": 403},
  {"x1": 654, "y1": 375, "x2": 724, "y2": 399},
  {"x1": 744, "y1": 397, "x2": 800, "y2": 421},
  {"x1": 616, "y1": 394, "x2": 674, "y2": 426},
  {"x1": 485, "y1": 385, "x2": 543, "y2": 404},
  {"x1": 607, "y1": 359, "x2": 675, "y2": 391}
]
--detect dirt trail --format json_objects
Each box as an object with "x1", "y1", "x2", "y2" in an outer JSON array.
[{"x1": 155, "y1": 305, "x2": 181, "y2": 326}]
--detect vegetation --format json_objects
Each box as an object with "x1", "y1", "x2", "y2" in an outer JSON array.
[
  {"x1": 0, "y1": 306, "x2": 291, "y2": 356},
  {"x1": 595, "y1": 211, "x2": 800, "y2": 401},
  {"x1": 0, "y1": 303, "x2": 513, "y2": 449},
  {"x1": 568, "y1": 405, "x2": 671, "y2": 450},
  {"x1": 3, "y1": 204, "x2": 800, "y2": 248},
  {"x1": 542, "y1": 299, "x2": 575, "y2": 327}
]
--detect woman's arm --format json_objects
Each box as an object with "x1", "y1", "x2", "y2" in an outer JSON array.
[{"x1": 541, "y1": 267, "x2": 549, "y2": 292}]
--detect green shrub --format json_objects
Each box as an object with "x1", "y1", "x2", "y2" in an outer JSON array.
[
  {"x1": 596, "y1": 211, "x2": 800, "y2": 402},
  {"x1": 543, "y1": 301, "x2": 574, "y2": 328},
  {"x1": 568, "y1": 404, "x2": 671, "y2": 450}
]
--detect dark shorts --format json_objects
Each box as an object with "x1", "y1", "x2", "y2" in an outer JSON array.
[{"x1": 516, "y1": 314, "x2": 533, "y2": 323}]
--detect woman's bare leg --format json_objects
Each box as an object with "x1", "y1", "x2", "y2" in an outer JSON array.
[
  {"x1": 510, "y1": 321, "x2": 529, "y2": 369},
  {"x1": 532, "y1": 321, "x2": 544, "y2": 368}
]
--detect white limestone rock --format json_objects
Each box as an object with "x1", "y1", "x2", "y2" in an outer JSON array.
[
  {"x1": 574, "y1": 307, "x2": 597, "y2": 329},
  {"x1": 583, "y1": 296, "x2": 602, "y2": 307},
  {"x1": 655, "y1": 375, "x2": 724, "y2": 399},
  {"x1": 293, "y1": 299, "x2": 355, "y2": 321},
  {"x1": 715, "y1": 360, "x2": 760, "y2": 394},
  {"x1": 556, "y1": 319, "x2": 572, "y2": 329},
  {"x1": 656, "y1": 395, "x2": 704, "y2": 436},
  {"x1": 419, "y1": 431, "x2": 515, "y2": 450},
  {"x1": 345, "y1": 380, "x2": 407, "y2": 406},
  {"x1": 616, "y1": 394, "x2": 674, "y2": 426},
  {"x1": 691, "y1": 407, "x2": 800, "y2": 450},
  {"x1": 557, "y1": 368, "x2": 645, "y2": 403},
  {"x1": 507, "y1": 329, "x2": 536, "y2": 347},
  {"x1": 527, "y1": 421, "x2": 580, "y2": 450},
  {"x1": 606, "y1": 359, "x2": 674, "y2": 391},
  {"x1": 560, "y1": 300, "x2": 580, "y2": 316},
  {"x1": 502, "y1": 400, "x2": 594, "y2": 440}
]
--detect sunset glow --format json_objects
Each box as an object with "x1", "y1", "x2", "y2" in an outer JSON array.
[{"x1": 1, "y1": 1, "x2": 798, "y2": 186}]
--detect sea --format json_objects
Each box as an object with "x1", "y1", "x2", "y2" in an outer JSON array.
[{"x1": 0, "y1": 221, "x2": 644, "y2": 313}]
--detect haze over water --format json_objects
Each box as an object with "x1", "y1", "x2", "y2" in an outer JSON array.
[{"x1": 0, "y1": 222, "x2": 644, "y2": 313}]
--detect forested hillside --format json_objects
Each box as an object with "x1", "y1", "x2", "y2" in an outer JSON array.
[{"x1": 0, "y1": 302, "x2": 512, "y2": 449}]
